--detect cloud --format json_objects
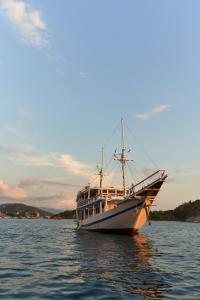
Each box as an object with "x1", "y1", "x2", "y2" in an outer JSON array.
[
  {"x1": 4, "y1": 109, "x2": 30, "y2": 136},
  {"x1": 55, "y1": 154, "x2": 92, "y2": 177},
  {"x1": 135, "y1": 105, "x2": 171, "y2": 120},
  {"x1": 80, "y1": 72, "x2": 87, "y2": 79},
  {"x1": 5, "y1": 124, "x2": 16, "y2": 133},
  {"x1": 0, "y1": 177, "x2": 76, "y2": 209},
  {"x1": 18, "y1": 109, "x2": 31, "y2": 118},
  {"x1": 0, "y1": 147, "x2": 92, "y2": 177},
  {"x1": 27, "y1": 194, "x2": 64, "y2": 202},
  {"x1": 0, "y1": 147, "x2": 30, "y2": 156},
  {"x1": 142, "y1": 167, "x2": 157, "y2": 177},
  {"x1": 0, "y1": 179, "x2": 67, "y2": 204},
  {"x1": 56, "y1": 198, "x2": 76, "y2": 210},
  {"x1": 45, "y1": 52, "x2": 67, "y2": 63},
  {"x1": 0, "y1": 147, "x2": 54, "y2": 166},
  {"x1": 168, "y1": 168, "x2": 200, "y2": 185},
  {"x1": 0, "y1": 0, "x2": 48, "y2": 47},
  {"x1": 35, "y1": 198, "x2": 76, "y2": 210},
  {"x1": 0, "y1": 179, "x2": 27, "y2": 200},
  {"x1": 21, "y1": 154, "x2": 54, "y2": 167},
  {"x1": 19, "y1": 178, "x2": 80, "y2": 189}
]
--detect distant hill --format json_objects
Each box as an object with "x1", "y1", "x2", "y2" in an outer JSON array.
[
  {"x1": 150, "y1": 199, "x2": 200, "y2": 222},
  {"x1": 51, "y1": 210, "x2": 75, "y2": 220},
  {"x1": 0, "y1": 203, "x2": 52, "y2": 219},
  {"x1": 39, "y1": 207, "x2": 62, "y2": 215}
]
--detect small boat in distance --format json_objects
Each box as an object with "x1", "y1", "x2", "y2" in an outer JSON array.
[{"x1": 76, "y1": 119, "x2": 167, "y2": 235}]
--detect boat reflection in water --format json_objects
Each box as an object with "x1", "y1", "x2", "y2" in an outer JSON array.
[{"x1": 77, "y1": 231, "x2": 168, "y2": 299}]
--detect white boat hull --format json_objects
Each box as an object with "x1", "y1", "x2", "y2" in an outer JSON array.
[{"x1": 77, "y1": 198, "x2": 148, "y2": 235}]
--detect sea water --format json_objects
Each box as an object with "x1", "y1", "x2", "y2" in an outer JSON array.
[{"x1": 0, "y1": 219, "x2": 199, "y2": 299}]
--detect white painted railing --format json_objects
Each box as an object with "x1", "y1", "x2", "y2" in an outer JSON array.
[{"x1": 131, "y1": 170, "x2": 166, "y2": 194}]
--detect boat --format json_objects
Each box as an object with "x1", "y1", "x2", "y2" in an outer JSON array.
[{"x1": 76, "y1": 119, "x2": 167, "y2": 235}]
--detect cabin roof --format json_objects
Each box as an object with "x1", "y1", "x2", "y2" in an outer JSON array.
[{"x1": 77, "y1": 186, "x2": 129, "y2": 194}]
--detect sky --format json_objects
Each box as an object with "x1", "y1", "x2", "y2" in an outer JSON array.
[{"x1": 0, "y1": 0, "x2": 200, "y2": 210}]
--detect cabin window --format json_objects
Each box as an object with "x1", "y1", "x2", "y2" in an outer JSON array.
[
  {"x1": 109, "y1": 191, "x2": 115, "y2": 195},
  {"x1": 117, "y1": 191, "x2": 123, "y2": 196},
  {"x1": 90, "y1": 189, "x2": 97, "y2": 197}
]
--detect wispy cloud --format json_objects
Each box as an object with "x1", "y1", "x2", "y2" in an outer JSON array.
[
  {"x1": 5, "y1": 124, "x2": 17, "y2": 133},
  {"x1": 21, "y1": 154, "x2": 54, "y2": 167},
  {"x1": 0, "y1": 147, "x2": 53, "y2": 167},
  {"x1": 57, "y1": 198, "x2": 76, "y2": 210},
  {"x1": 0, "y1": 147, "x2": 54, "y2": 166},
  {"x1": 0, "y1": 0, "x2": 48, "y2": 47},
  {"x1": 135, "y1": 105, "x2": 171, "y2": 120},
  {"x1": 18, "y1": 108, "x2": 31, "y2": 118},
  {"x1": 0, "y1": 177, "x2": 67, "y2": 200},
  {"x1": 80, "y1": 72, "x2": 87, "y2": 79},
  {"x1": 19, "y1": 178, "x2": 80, "y2": 189},
  {"x1": 27, "y1": 194, "x2": 64, "y2": 202},
  {"x1": 55, "y1": 154, "x2": 92, "y2": 177},
  {"x1": 0, "y1": 147, "x2": 31, "y2": 156},
  {"x1": 0, "y1": 147, "x2": 92, "y2": 177},
  {"x1": 0, "y1": 174, "x2": 77, "y2": 210},
  {"x1": 142, "y1": 167, "x2": 158, "y2": 176},
  {"x1": 45, "y1": 52, "x2": 67, "y2": 63},
  {"x1": 4, "y1": 108, "x2": 31, "y2": 134},
  {"x1": 0, "y1": 178, "x2": 67, "y2": 205},
  {"x1": 0, "y1": 179, "x2": 27, "y2": 200}
]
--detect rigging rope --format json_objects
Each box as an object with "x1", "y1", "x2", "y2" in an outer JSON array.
[
  {"x1": 89, "y1": 119, "x2": 160, "y2": 188},
  {"x1": 127, "y1": 162, "x2": 140, "y2": 186},
  {"x1": 103, "y1": 120, "x2": 121, "y2": 148},
  {"x1": 124, "y1": 120, "x2": 159, "y2": 169}
]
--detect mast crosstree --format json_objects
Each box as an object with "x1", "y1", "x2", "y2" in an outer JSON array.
[{"x1": 114, "y1": 118, "x2": 133, "y2": 196}]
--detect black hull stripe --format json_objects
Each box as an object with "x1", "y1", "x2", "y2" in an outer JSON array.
[
  {"x1": 81, "y1": 199, "x2": 144, "y2": 228},
  {"x1": 87, "y1": 228, "x2": 138, "y2": 236}
]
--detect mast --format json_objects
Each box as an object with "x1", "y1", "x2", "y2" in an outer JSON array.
[
  {"x1": 114, "y1": 118, "x2": 133, "y2": 197},
  {"x1": 95, "y1": 147, "x2": 108, "y2": 198},
  {"x1": 99, "y1": 147, "x2": 104, "y2": 197},
  {"x1": 121, "y1": 119, "x2": 126, "y2": 197}
]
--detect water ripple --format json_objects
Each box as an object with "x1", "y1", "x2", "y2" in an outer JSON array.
[{"x1": 0, "y1": 219, "x2": 199, "y2": 299}]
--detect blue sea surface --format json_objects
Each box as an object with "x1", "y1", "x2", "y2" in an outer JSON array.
[{"x1": 0, "y1": 219, "x2": 199, "y2": 299}]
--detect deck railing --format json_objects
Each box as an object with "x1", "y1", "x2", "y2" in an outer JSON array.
[
  {"x1": 77, "y1": 170, "x2": 166, "y2": 208},
  {"x1": 131, "y1": 170, "x2": 166, "y2": 195}
]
